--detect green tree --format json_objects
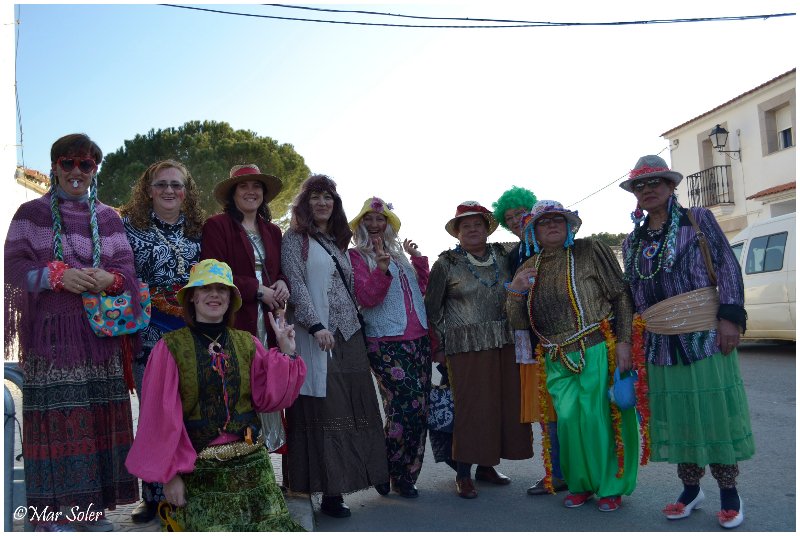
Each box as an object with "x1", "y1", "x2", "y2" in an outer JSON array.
[
  {"x1": 97, "y1": 120, "x2": 310, "y2": 227},
  {"x1": 586, "y1": 231, "x2": 628, "y2": 247}
]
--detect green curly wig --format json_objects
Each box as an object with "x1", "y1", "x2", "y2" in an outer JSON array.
[{"x1": 492, "y1": 186, "x2": 537, "y2": 230}]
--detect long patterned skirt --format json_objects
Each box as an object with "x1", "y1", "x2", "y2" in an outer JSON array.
[
  {"x1": 22, "y1": 351, "x2": 138, "y2": 513},
  {"x1": 545, "y1": 341, "x2": 639, "y2": 497},
  {"x1": 367, "y1": 335, "x2": 432, "y2": 485},
  {"x1": 175, "y1": 449, "x2": 303, "y2": 531},
  {"x1": 286, "y1": 330, "x2": 389, "y2": 495}
]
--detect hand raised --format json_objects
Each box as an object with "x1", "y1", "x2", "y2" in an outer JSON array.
[
  {"x1": 268, "y1": 311, "x2": 296, "y2": 355},
  {"x1": 403, "y1": 238, "x2": 422, "y2": 257},
  {"x1": 372, "y1": 237, "x2": 390, "y2": 272}
]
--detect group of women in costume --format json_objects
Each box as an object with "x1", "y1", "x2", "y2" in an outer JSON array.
[{"x1": 4, "y1": 132, "x2": 754, "y2": 531}]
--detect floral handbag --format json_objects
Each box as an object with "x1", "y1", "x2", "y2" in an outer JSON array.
[
  {"x1": 427, "y1": 384, "x2": 454, "y2": 433},
  {"x1": 82, "y1": 281, "x2": 152, "y2": 337}
]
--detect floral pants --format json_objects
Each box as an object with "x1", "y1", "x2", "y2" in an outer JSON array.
[
  {"x1": 678, "y1": 462, "x2": 739, "y2": 489},
  {"x1": 367, "y1": 336, "x2": 432, "y2": 485}
]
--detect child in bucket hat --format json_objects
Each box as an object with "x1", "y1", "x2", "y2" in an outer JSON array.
[
  {"x1": 176, "y1": 258, "x2": 243, "y2": 317},
  {"x1": 125, "y1": 256, "x2": 307, "y2": 531}
]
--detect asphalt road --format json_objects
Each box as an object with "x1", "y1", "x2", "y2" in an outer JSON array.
[{"x1": 314, "y1": 341, "x2": 796, "y2": 532}]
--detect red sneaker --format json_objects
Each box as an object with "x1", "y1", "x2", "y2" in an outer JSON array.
[{"x1": 563, "y1": 491, "x2": 594, "y2": 508}]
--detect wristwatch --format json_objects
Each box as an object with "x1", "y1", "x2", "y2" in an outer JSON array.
[{"x1": 256, "y1": 290, "x2": 264, "y2": 300}]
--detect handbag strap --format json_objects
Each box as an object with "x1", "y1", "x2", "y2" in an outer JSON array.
[
  {"x1": 311, "y1": 235, "x2": 360, "y2": 312},
  {"x1": 242, "y1": 224, "x2": 272, "y2": 286},
  {"x1": 685, "y1": 210, "x2": 718, "y2": 286}
]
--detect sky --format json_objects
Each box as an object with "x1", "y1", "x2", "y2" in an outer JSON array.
[{"x1": 2, "y1": 1, "x2": 797, "y2": 255}]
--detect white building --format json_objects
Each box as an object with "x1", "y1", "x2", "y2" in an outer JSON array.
[
  {"x1": 661, "y1": 69, "x2": 796, "y2": 239},
  {"x1": 2, "y1": 167, "x2": 50, "y2": 238}
]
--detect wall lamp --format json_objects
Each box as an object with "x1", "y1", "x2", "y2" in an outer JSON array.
[{"x1": 709, "y1": 124, "x2": 741, "y2": 160}]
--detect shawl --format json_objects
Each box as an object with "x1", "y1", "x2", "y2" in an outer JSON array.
[{"x1": 4, "y1": 192, "x2": 141, "y2": 366}]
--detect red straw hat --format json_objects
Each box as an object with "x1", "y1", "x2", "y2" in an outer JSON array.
[
  {"x1": 212, "y1": 164, "x2": 283, "y2": 205},
  {"x1": 444, "y1": 201, "x2": 499, "y2": 238}
]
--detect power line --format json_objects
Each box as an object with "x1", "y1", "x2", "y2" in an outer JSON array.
[
  {"x1": 566, "y1": 147, "x2": 670, "y2": 208},
  {"x1": 160, "y1": 5, "x2": 794, "y2": 29},
  {"x1": 15, "y1": 4, "x2": 24, "y2": 168}
]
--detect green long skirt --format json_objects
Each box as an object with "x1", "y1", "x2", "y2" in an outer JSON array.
[
  {"x1": 545, "y1": 341, "x2": 639, "y2": 498},
  {"x1": 173, "y1": 448, "x2": 304, "y2": 532},
  {"x1": 647, "y1": 350, "x2": 755, "y2": 466}
]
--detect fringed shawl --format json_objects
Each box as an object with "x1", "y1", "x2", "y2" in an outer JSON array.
[{"x1": 4, "y1": 192, "x2": 141, "y2": 367}]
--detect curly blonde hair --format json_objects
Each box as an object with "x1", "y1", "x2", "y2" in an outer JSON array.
[{"x1": 119, "y1": 159, "x2": 206, "y2": 237}]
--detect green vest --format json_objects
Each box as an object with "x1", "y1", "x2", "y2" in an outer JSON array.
[{"x1": 164, "y1": 327, "x2": 258, "y2": 452}]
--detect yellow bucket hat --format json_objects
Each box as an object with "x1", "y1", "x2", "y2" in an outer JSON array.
[
  {"x1": 349, "y1": 196, "x2": 402, "y2": 233},
  {"x1": 176, "y1": 259, "x2": 243, "y2": 312}
]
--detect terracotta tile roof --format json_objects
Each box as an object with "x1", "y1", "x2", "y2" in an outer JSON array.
[
  {"x1": 661, "y1": 68, "x2": 796, "y2": 137},
  {"x1": 746, "y1": 181, "x2": 796, "y2": 200}
]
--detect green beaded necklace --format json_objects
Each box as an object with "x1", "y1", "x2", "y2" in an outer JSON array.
[{"x1": 633, "y1": 237, "x2": 665, "y2": 280}]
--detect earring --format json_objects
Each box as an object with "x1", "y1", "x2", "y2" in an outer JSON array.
[{"x1": 630, "y1": 204, "x2": 644, "y2": 225}]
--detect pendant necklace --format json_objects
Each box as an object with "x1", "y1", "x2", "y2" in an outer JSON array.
[
  {"x1": 152, "y1": 223, "x2": 185, "y2": 276},
  {"x1": 203, "y1": 330, "x2": 232, "y2": 430}
]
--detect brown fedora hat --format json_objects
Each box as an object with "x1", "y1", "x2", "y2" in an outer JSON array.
[{"x1": 212, "y1": 164, "x2": 283, "y2": 206}]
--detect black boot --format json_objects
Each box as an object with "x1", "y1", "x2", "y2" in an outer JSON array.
[
  {"x1": 320, "y1": 495, "x2": 351, "y2": 518},
  {"x1": 130, "y1": 500, "x2": 158, "y2": 523}
]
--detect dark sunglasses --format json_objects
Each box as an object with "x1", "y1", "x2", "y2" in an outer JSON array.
[
  {"x1": 631, "y1": 177, "x2": 663, "y2": 191},
  {"x1": 535, "y1": 215, "x2": 566, "y2": 227},
  {"x1": 57, "y1": 156, "x2": 97, "y2": 174}
]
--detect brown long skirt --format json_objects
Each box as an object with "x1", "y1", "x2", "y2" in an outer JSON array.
[
  {"x1": 286, "y1": 330, "x2": 389, "y2": 495},
  {"x1": 447, "y1": 344, "x2": 533, "y2": 466}
]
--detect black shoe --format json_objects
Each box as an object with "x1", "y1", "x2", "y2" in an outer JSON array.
[
  {"x1": 392, "y1": 480, "x2": 419, "y2": 498},
  {"x1": 320, "y1": 496, "x2": 351, "y2": 518},
  {"x1": 527, "y1": 476, "x2": 568, "y2": 495},
  {"x1": 374, "y1": 482, "x2": 390, "y2": 496},
  {"x1": 130, "y1": 500, "x2": 158, "y2": 523}
]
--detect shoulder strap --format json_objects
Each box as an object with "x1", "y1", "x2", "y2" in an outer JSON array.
[
  {"x1": 311, "y1": 234, "x2": 360, "y2": 311},
  {"x1": 685, "y1": 209, "x2": 718, "y2": 286}
]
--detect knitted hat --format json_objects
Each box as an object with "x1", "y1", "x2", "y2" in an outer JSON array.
[
  {"x1": 176, "y1": 259, "x2": 242, "y2": 312},
  {"x1": 521, "y1": 200, "x2": 582, "y2": 235}
]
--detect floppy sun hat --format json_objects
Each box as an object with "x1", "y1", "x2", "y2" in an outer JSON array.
[
  {"x1": 212, "y1": 164, "x2": 283, "y2": 206},
  {"x1": 521, "y1": 200, "x2": 582, "y2": 235},
  {"x1": 176, "y1": 259, "x2": 243, "y2": 312},
  {"x1": 349, "y1": 196, "x2": 402, "y2": 233},
  {"x1": 619, "y1": 155, "x2": 684, "y2": 192},
  {"x1": 445, "y1": 201, "x2": 499, "y2": 238}
]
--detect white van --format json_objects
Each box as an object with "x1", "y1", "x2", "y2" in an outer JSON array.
[{"x1": 729, "y1": 212, "x2": 796, "y2": 341}]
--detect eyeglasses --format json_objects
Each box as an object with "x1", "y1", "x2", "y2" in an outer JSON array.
[
  {"x1": 631, "y1": 178, "x2": 663, "y2": 191},
  {"x1": 535, "y1": 215, "x2": 566, "y2": 227},
  {"x1": 504, "y1": 210, "x2": 527, "y2": 226},
  {"x1": 57, "y1": 156, "x2": 97, "y2": 174},
  {"x1": 151, "y1": 182, "x2": 186, "y2": 192}
]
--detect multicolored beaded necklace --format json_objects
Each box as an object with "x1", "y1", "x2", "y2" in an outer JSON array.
[
  {"x1": 526, "y1": 247, "x2": 601, "y2": 374},
  {"x1": 625, "y1": 195, "x2": 682, "y2": 282},
  {"x1": 204, "y1": 330, "x2": 232, "y2": 431},
  {"x1": 456, "y1": 244, "x2": 500, "y2": 287}
]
